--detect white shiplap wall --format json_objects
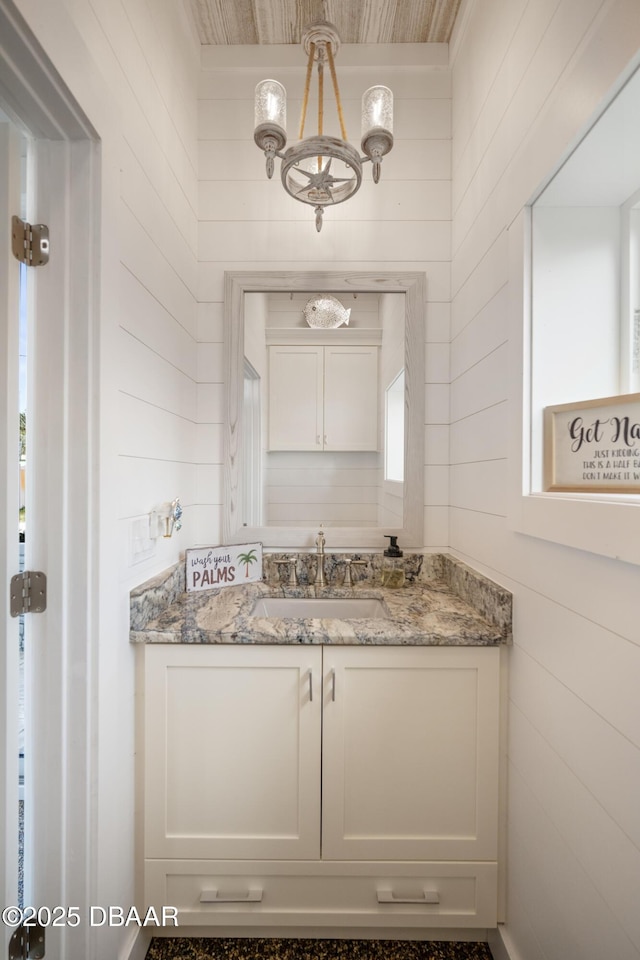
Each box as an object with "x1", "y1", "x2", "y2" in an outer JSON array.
[
  {"x1": 198, "y1": 43, "x2": 452, "y2": 548},
  {"x1": 451, "y1": 1, "x2": 640, "y2": 958},
  {"x1": 115, "y1": 0, "x2": 200, "y2": 568}
]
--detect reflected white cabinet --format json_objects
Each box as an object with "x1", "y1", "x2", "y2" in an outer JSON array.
[
  {"x1": 139, "y1": 643, "x2": 501, "y2": 930},
  {"x1": 268, "y1": 345, "x2": 378, "y2": 451}
]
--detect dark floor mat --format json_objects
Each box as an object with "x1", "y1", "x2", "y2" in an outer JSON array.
[{"x1": 145, "y1": 938, "x2": 493, "y2": 960}]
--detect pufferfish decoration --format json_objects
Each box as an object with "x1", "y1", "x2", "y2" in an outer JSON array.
[{"x1": 303, "y1": 294, "x2": 351, "y2": 329}]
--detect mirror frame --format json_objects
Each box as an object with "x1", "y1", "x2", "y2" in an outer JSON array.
[{"x1": 223, "y1": 271, "x2": 425, "y2": 549}]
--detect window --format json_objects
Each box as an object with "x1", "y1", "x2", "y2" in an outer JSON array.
[
  {"x1": 507, "y1": 58, "x2": 640, "y2": 566},
  {"x1": 529, "y1": 64, "x2": 640, "y2": 496}
]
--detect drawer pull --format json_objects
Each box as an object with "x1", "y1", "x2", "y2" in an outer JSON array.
[
  {"x1": 377, "y1": 889, "x2": 440, "y2": 905},
  {"x1": 200, "y1": 888, "x2": 263, "y2": 903}
]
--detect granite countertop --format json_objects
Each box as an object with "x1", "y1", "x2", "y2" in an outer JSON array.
[{"x1": 130, "y1": 553, "x2": 512, "y2": 647}]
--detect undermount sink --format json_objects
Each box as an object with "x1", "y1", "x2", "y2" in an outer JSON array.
[{"x1": 250, "y1": 597, "x2": 389, "y2": 619}]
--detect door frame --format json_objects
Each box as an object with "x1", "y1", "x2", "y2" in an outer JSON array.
[
  {"x1": 0, "y1": 2, "x2": 99, "y2": 957},
  {"x1": 0, "y1": 117, "x2": 22, "y2": 954}
]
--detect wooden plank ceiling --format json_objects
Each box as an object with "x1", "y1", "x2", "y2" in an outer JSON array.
[{"x1": 188, "y1": 0, "x2": 463, "y2": 45}]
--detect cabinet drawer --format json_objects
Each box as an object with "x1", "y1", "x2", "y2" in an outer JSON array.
[{"x1": 144, "y1": 860, "x2": 498, "y2": 929}]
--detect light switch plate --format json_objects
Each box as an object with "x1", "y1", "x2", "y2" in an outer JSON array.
[{"x1": 130, "y1": 515, "x2": 156, "y2": 565}]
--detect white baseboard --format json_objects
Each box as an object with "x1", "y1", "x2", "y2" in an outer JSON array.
[
  {"x1": 118, "y1": 928, "x2": 152, "y2": 960},
  {"x1": 145, "y1": 926, "x2": 490, "y2": 941},
  {"x1": 489, "y1": 925, "x2": 522, "y2": 960}
]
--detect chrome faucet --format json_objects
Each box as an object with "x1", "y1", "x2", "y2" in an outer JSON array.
[{"x1": 314, "y1": 529, "x2": 327, "y2": 586}]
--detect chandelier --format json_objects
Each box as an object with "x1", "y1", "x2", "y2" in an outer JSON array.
[{"x1": 253, "y1": 15, "x2": 393, "y2": 232}]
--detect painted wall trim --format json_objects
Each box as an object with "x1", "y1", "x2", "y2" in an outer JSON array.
[
  {"x1": 201, "y1": 42, "x2": 448, "y2": 70},
  {"x1": 0, "y1": 0, "x2": 96, "y2": 139},
  {"x1": 488, "y1": 925, "x2": 520, "y2": 960},
  {"x1": 118, "y1": 928, "x2": 151, "y2": 960}
]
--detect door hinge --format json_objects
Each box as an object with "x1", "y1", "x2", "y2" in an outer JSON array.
[
  {"x1": 11, "y1": 215, "x2": 50, "y2": 266},
  {"x1": 8, "y1": 922, "x2": 45, "y2": 959},
  {"x1": 10, "y1": 571, "x2": 47, "y2": 617}
]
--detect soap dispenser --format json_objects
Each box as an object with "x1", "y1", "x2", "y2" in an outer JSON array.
[{"x1": 382, "y1": 535, "x2": 405, "y2": 588}]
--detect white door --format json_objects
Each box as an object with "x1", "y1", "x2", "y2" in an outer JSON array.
[
  {"x1": 0, "y1": 117, "x2": 23, "y2": 954},
  {"x1": 143, "y1": 644, "x2": 323, "y2": 861},
  {"x1": 322, "y1": 645, "x2": 501, "y2": 861}
]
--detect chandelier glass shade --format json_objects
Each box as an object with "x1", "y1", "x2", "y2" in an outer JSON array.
[{"x1": 254, "y1": 18, "x2": 393, "y2": 232}]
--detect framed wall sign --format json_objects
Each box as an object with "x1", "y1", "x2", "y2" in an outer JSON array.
[
  {"x1": 186, "y1": 543, "x2": 263, "y2": 592},
  {"x1": 544, "y1": 393, "x2": 640, "y2": 493}
]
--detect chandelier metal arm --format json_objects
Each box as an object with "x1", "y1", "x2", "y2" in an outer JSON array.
[
  {"x1": 254, "y1": 128, "x2": 287, "y2": 179},
  {"x1": 360, "y1": 128, "x2": 394, "y2": 182}
]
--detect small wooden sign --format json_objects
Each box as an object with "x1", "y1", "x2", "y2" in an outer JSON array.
[
  {"x1": 185, "y1": 543, "x2": 263, "y2": 593},
  {"x1": 544, "y1": 393, "x2": 640, "y2": 493}
]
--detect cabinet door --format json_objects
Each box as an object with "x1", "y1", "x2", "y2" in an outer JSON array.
[
  {"x1": 323, "y1": 346, "x2": 378, "y2": 450},
  {"x1": 142, "y1": 644, "x2": 322, "y2": 860},
  {"x1": 321, "y1": 646, "x2": 500, "y2": 861},
  {"x1": 268, "y1": 346, "x2": 323, "y2": 450}
]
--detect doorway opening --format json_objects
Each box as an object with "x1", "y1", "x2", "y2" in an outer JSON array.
[{"x1": 0, "y1": 5, "x2": 100, "y2": 954}]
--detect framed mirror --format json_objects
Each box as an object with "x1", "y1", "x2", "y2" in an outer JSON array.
[{"x1": 223, "y1": 271, "x2": 425, "y2": 549}]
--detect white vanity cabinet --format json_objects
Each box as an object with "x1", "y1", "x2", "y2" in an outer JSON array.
[
  {"x1": 141, "y1": 644, "x2": 322, "y2": 861},
  {"x1": 321, "y1": 646, "x2": 500, "y2": 863},
  {"x1": 267, "y1": 344, "x2": 378, "y2": 451},
  {"x1": 139, "y1": 643, "x2": 501, "y2": 931}
]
